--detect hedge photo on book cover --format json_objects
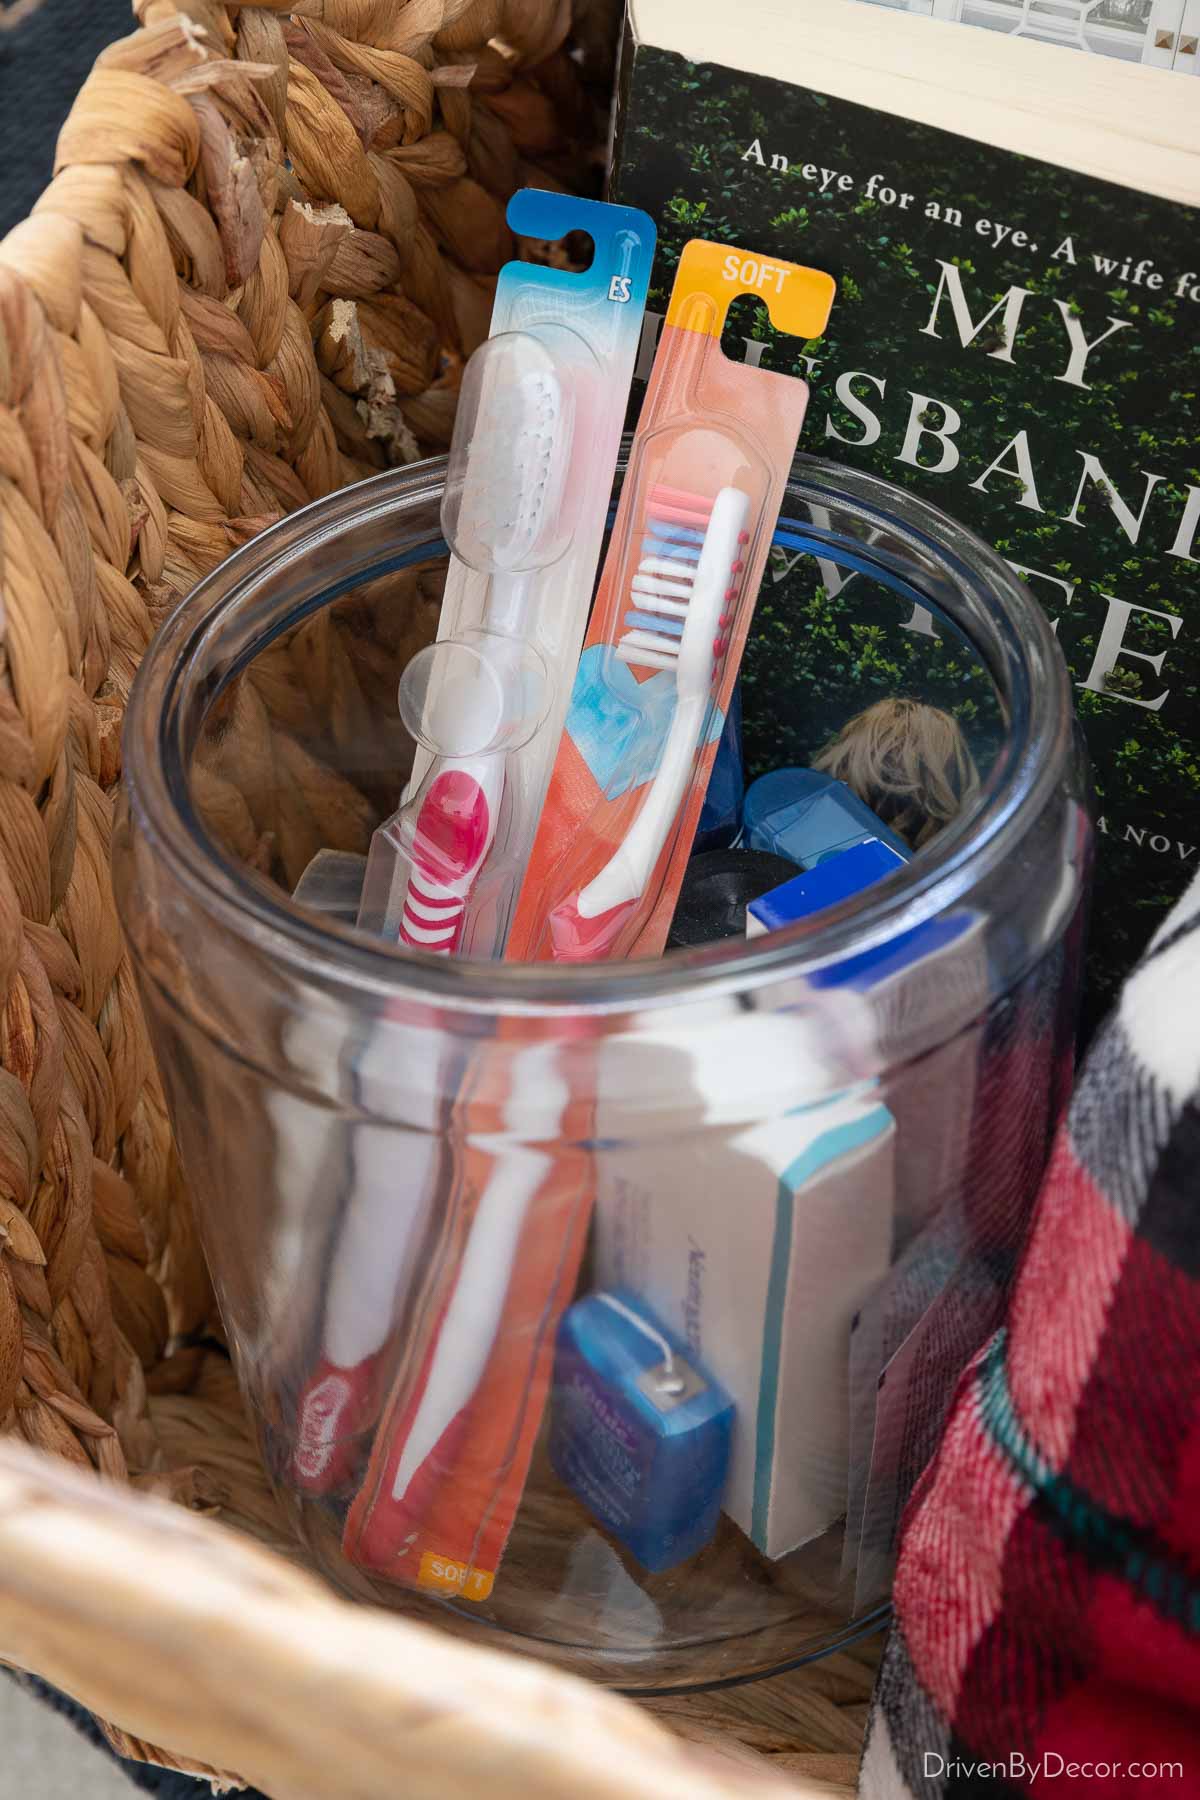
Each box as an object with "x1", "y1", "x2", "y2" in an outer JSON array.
[{"x1": 612, "y1": 48, "x2": 1200, "y2": 1023}]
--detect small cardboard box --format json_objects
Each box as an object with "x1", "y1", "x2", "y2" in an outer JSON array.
[{"x1": 595, "y1": 1077, "x2": 895, "y2": 1560}]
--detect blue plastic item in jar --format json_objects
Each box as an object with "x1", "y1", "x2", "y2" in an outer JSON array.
[
  {"x1": 742, "y1": 767, "x2": 911, "y2": 869},
  {"x1": 550, "y1": 1290, "x2": 734, "y2": 1574}
]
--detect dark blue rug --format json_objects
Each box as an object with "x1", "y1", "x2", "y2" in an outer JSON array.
[
  {"x1": 0, "y1": 0, "x2": 136, "y2": 236},
  {"x1": 8, "y1": 1670, "x2": 270, "y2": 1797}
]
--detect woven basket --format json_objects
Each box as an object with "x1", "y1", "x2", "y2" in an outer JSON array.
[{"x1": 0, "y1": 4, "x2": 876, "y2": 1789}]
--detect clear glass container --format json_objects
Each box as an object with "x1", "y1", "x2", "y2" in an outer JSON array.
[{"x1": 115, "y1": 454, "x2": 1091, "y2": 1691}]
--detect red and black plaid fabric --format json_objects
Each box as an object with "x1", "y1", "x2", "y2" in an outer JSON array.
[{"x1": 862, "y1": 874, "x2": 1200, "y2": 1797}]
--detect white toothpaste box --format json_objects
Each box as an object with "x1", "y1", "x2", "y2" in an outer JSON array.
[{"x1": 594, "y1": 1064, "x2": 896, "y2": 1561}]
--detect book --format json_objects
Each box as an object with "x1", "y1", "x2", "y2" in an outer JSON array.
[{"x1": 610, "y1": 0, "x2": 1200, "y2": 1022}]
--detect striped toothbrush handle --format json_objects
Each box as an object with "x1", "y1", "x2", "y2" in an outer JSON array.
[
  {"x1": 399, "y1": 869, "x2": 470, "y2": 956},
  {"x1": 398, "y1": 762, "x2": 501, "y2": 955}
]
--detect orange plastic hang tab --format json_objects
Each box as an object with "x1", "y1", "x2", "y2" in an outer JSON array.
[{"x1": 666, "y1": 241, "x2": 837, "y2": 341}]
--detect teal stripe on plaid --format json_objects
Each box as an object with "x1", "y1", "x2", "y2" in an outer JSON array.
[{"x1": 976, "y1": 1331, "x2": 1200, "y2": 1634}]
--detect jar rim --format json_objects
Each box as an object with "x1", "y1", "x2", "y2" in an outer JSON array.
[{"x1": 123, "y1": 451, "x2": 1074, "y2": 1019}]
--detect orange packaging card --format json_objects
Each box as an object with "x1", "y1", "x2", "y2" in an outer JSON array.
[
  {"x1": 342, "y1": 1036, "x2": 594, "y2": 1596},
  {"x1": 505, "y1": 241, "x2": 835, "y2": 965}
]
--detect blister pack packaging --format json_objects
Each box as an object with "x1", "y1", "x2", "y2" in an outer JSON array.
[
  {"x1": 506, "y1": 241, "x2": 836, "y2": 964},
  {"x1": 342, "y1": 1036, "x2": 594, "y2": 1602},
  {"x1": 358, "y1": 191, "x2": 656, "y2": 957}
]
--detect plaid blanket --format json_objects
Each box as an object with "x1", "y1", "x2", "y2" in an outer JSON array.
[{"x1": 862, "y1": 871, "x2": 1200, "y2": 1796}]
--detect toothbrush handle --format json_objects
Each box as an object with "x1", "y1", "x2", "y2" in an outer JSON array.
[
  {"x1": 290, "y1": 1131, "x2": 439, "y2": 1493},
  {"x1": 399, "y1": 757, "x2": 504, "y2": 954},
  {"x1": 578, "y1": 691, "x2": 707, "y2": 919},
  {"x1": 384, "y1": 1142, "x2": 547, "y2": 1506}
]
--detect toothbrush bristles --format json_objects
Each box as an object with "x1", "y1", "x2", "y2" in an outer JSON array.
[
  {"x1": 457, "y1": 368, "x2": 563, "y2": 562},
  {"x1": 625, "y1": 610, "x2": 685, "y2": 638},
  {"x1": 615, "y1": 484, "x2": 744, "y2": 671},
  {"x1": 653, "y1": 484, "x2": 716, "y2": 511}
]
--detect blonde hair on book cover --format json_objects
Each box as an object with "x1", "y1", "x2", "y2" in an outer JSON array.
[{"x1": 813, "y1": 698, "x2": 980, "y2": 849}]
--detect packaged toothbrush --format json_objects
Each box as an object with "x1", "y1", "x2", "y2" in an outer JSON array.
[
  {"x1": 357, "y1": 191, "x2": 656, "y2": 959},
  {"x1": 506, "y1": 241, "x2": 836, "y2": 964},
  {"x1": 343, "y1": 1038, "x2": 593, "y2": 1600},
  {"x1": 283, "y1": 1006, "x2": 465, "y2": 1500}
]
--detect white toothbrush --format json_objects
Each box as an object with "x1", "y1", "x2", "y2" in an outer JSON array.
[
  {"x1": 366, "y1": 333, "x2": 575, "y2": 954},
  {"x1": 296, "y1": 341, "x2": 575, "y2": 1489},
  {"x1": 549, "y1": 482, "x2": 751, "y2": 961},
  {"x1": 344, "y1": 1041, "x2": 571, "y2": 1571},
  {"x1": 288, "y1": 1005, "x2": 449, "y2": 1495}
]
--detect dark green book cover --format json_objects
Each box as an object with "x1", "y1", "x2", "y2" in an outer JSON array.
[{"x1": 610, "y1": 33, "x2": 1200, "y2": 1021}]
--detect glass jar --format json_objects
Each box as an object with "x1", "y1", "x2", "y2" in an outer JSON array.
[{"x1": 115, "y1": 454, "x2": 1091, "y2": 1690}]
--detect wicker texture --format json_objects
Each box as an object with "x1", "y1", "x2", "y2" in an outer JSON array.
[
  {"x1": 0, "y1": 0, "x2": 599, "y2": 1477},
  {"x1": 0, "y1": 1434, "x2": 858, "y2": 1798},
  {"x1": 0, "y1": 5, "x2": 875, "y2": 1788}
]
